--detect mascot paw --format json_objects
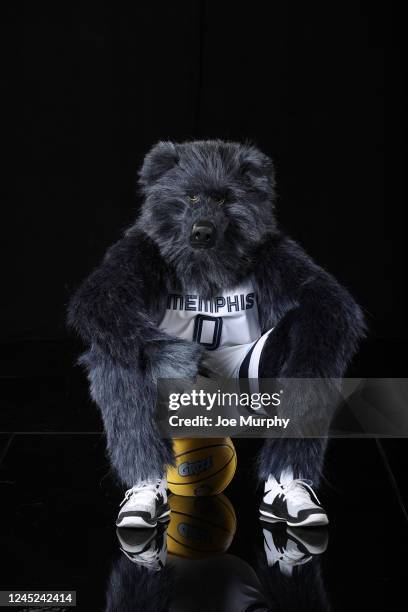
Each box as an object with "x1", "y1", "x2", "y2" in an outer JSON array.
[{"x1": 145, "y1": 338, "x2": 204, "y2": 380}]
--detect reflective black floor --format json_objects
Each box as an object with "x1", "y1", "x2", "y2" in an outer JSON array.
[{"x1": 0, "y1": 349, "x2": 407, "y2": 611}]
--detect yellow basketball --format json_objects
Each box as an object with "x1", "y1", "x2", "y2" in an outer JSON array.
[
  {"x1": 167, "y1": 493, "x2": 237, "y2": 559},
  {"x1": 167, "y1": 437, "x2": 237, "y2": 496}
]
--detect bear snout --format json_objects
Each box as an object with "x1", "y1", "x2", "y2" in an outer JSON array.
[{"x1": 190, "y1": 219, "x2": 217, "y2": 248}]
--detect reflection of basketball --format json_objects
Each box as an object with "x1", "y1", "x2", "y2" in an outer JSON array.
[
  {"x1": 167, "y1": 494, "x2": 237, "y2": 558},
  {"x1": 167, "y1": 437, "x2": 237, "y2": 496}
]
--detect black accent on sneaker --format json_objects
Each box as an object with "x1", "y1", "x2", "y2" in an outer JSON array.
[
  {"x1": 116, "y1": 500, "x2": 170, "y2": 526},
  {"x1": 262, "y1": 524, "x2": 314, "y2": 578},
  {"x1": 117, "y1": 523, "x2": 168, "y2": 569},
  {"x1": 117, "y1": 527, "x2": 158, "y2": 554},
  {"x1": 287, "y1": 527, "x2": 329, "y2": 556},
  {"x1": 116, "y1": 510, "x2": 156, "y2": 526},
  {"x1": 260, "y1": 494, "x2": 326, "y2": 525},
  {"x1": 286, "y1": 533, "x2": 316, "y2": 558},
  {"x1": 262, "y1": 522, "x2": 328, "y2": 559},
  {"x1": 264, "y1": 522, "x2": 288, "y2": 559}
]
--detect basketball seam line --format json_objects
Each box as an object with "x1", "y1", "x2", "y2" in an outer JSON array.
[
  {"x1": 172, "y1": 442, "x2": 233, "y2": 460},
  {"x1": 168, "y1": 452, "x2": 237, "y2": 486}
]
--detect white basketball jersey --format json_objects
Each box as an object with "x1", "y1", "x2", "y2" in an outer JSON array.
[{"x1": 159, "y1": 280, "x2": 262, "y2": 377}]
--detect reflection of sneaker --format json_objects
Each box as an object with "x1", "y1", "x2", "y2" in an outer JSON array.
[
  {"x1": 116, "y1": 478, "x2": 170, "y2": 528},
  {"x1": 262, "y1": 522, "x2": 328, "y2": 577},
  {"x1": 116, "y1": 524, "x2": 168, "y2": 571},
  {"x1": 260, "y1": 470, "x2": 328, "y2": 527},
  {"x1": 286, "y1": 526, "x2": 329, "y2": 556}
]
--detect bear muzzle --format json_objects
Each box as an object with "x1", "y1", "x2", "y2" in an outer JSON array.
[{"x1": 190, "y1": 220, "x2": 216, "y2": 249}]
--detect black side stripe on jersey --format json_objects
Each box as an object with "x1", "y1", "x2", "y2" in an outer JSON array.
[{"x1": 238, "y1": 340, "x2": 257, "y2": 379}]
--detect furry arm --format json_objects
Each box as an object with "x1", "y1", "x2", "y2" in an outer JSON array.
[
  {"x1": 67, "y1": 230, "x2": 203, "y2": 376},
  {"x1": 67, "y1": 231, "x2": 202, "y2": 484},
  {"x1": 255, "y1": 235, "x2": 366, "y2": 378}
]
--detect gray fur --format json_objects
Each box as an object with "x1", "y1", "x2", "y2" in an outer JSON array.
[{"x1": 68, "y1": 139, "x2": 365, "y2": 488}]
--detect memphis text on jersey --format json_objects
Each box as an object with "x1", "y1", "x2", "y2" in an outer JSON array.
[{"x1": 166, "y1": 291, "x2": 255, "y2": 313}]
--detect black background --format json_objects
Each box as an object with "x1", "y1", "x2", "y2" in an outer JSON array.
[
  {"x1": 0, "y1": 4, "x2": 406, "y2": 608},
  {"x1": 2, "y1": 1, "x2": 406, "y2": 378}
]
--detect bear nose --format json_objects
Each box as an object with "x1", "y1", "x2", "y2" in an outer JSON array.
[{"x1": 190, "y1": 220, "x2": 216, "y2": 248}]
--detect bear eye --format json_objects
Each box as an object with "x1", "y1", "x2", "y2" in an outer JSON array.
[
  {"x1": 188, "y1": 194, "x2": 200, "y2": 203},
  {"x1": 215, "y1": 196, "x2": 225, "y2": 205}
]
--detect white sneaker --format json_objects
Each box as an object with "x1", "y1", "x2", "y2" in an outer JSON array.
[
  {"x1": 116, "y1": 478, "x2": 170, "y2": 528},
  {"x1": 260, "y1": 469, "x2": 329, "y2": 527},
  {"x1": 262, "y1": 522, "x2": 328, "y2": 577},
  {"x1": 116, "y1": 525, "x2": 168, "y2": 571}
]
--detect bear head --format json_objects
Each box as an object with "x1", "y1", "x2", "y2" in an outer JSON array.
[{"x1": 134, "y1": 139, "x2": 277, "y2": 297}]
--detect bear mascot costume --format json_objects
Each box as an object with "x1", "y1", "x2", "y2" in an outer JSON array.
[{"x1": 68, "y1": 140, "x2": 365, "y2": 530}]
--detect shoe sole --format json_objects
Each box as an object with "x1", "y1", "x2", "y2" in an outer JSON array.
[
  {"x1": 116, "y1": 509, "x2": 171, "y2": 529},
  {"x1": 260, "y1": 509, "x2": 329, "y2": 527}
]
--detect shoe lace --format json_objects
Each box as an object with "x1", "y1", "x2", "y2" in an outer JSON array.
[
  {"x1": 281, "y1": 479, "x2": 321, "y2": 505},
  {"x1": 120, "y1": 480, "x2": 161, "y2": 507}
]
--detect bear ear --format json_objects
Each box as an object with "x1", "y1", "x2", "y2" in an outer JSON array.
[
  {"x1": 138, "y1": 141, "x2": 179, "y2": 188},
  {"x1": 238, "y1": 145, "x2": 276, "y2": 194}
]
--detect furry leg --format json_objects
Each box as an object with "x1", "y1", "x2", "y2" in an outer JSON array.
[
  {"x1": 80, "y1": 347, "x2": 174, "y2": 487},
  {"x1": 257, "y1": 438, "x2": 328, "y2": 486}
]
